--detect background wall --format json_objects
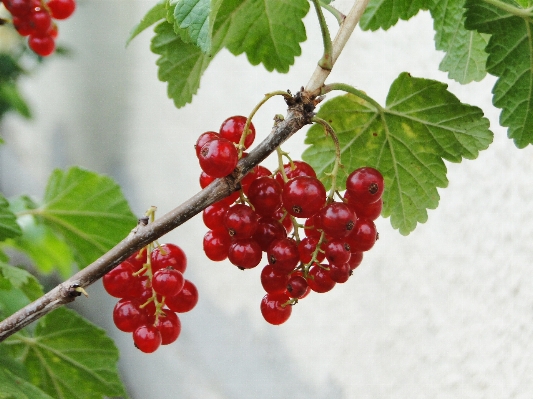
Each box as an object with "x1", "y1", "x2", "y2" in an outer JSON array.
[{"x1": 1, "y1": 1, "x2": 532, "y2": 398}]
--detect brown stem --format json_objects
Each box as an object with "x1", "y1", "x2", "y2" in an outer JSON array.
[{"x1": 0, "y1": 90, "x2": 316, "y2": 342}]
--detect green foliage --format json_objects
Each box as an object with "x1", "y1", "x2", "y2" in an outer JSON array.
[
  {"x1": 0, "y1": 262, "x2": 43, "y2": 303},
  {"x1": 464, "y1": 0, "x2": 533, "y2": 148},
  {"x1": 429, "y1": 0, "x2": 489, "y2": 83},
  {"x1": 126, "y1": 0, "x2": 167, "y2": 45},
  {"x1": 303, "y1": 73, "x2": 493, "y2": 234},
  {"x1": 360, "y1": 0, "x2": 428, "y2": 30},
  {"x1": 0, "y1": 54, "x2": 31, "y2": 120},
  {"x1": 0, "y1": 368, "x2": 54, "y2": 399},
  {"x1": 0, "y1": 195, "x2": 22, "y2": 241},
  {"x1": 168, "y1": 0, "x2": 213, "y2": 52},
  {"x1": 2, "y1": 308, "x2": 127, "y2": 399}
]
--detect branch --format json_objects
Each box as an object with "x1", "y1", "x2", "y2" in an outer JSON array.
[{"x1": 0, "y1": 0, "x2": 371, "y2": 342}]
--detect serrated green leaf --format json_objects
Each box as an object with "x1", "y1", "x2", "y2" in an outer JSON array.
[
  {"x1": 30, "y1": 167, "x2": 136, "y2": 267},
  {"x1": 216, "y1": 0, "x2": 309, "y2": 72},
  {"x1": 4, "y1": 307, "x2": 127, "y2": 399},
  {"x1": 0, "y1": 261, "x2": 42, "y2": 299},
  {"x1": 464, "y1": 0, "x2": 533, "y2": 148},
  {"x1": 168, "y1": 0, "x2": 212, "y2": 52},
  {"x1": 429, "y1": 0, "x2": 490, "y2": 83},
  {"x1": 127, "y1": 0, "x2": 167, "y2": 46},
  {"x1": 0, "y1": 195, "x2": 22, "y2": 241},
  {"x1": 0, "y1": 368, "x2": 54, "y2": 399},
  {"x1": 360, "y1": 0, "x2": 428, "y2": 31},
  {"x1": 303, "y1": 73, "x2": 493, "y2": 235}
]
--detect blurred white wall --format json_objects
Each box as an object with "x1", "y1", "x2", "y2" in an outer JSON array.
[{"x1": 1, "y1": 1, "x2": 533, "y2": 398}]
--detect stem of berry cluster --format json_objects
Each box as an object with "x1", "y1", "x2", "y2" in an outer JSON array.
[{"x1": 0, "y1": 0, "x2": 370, "y2": 342}]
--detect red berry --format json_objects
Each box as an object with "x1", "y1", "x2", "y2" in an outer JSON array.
[
  {"x1": 133, "y1": 324, "x2": 161, "y2": 353},
  {"x1": 267, "y1": 238, "x2": 299, "y2": 274},
  {"x1": 345, "y1": 218, "x2": 378, "y2": 252},
  {"x1": 303, "y1": 217, "x2": 321, "y2": 240},
  {"x1": 157, "y1": 309, "x2": 181, "y2": 345},
  {"x1": 219, "y1": 115, "x2": 255, "y2": 150},
  {"x1": 113, "y1": 298, "x2": 148, "y2": 333},
  {"x1": 28, "y1": 34, "x2": 55, "y2": 56},
  {"x1": 224, "y1": 204, "x2": 258, "y2": 239},
  {"x1": 298, "y1": 236, "x2": 325, "y2": 264},
  {"x1": 195, "y1": 131, "x2": 219, "y2": 157},
  {"x1": 203, "y1": 229, "x2": 231, "y2": 261},
  {"x1": 241, "y1": 165, "x2": 272, "y2": 196},
  {"x1": 152, "y1": 267, "x2": 185, "y2": 297},
  {"x1": 252, "y1": 216, "x2": 287, "y2": 252},
  {"x1": 247, "y1": 176, "x2": 282, "y2": 217},
  {"x1": 346, "y1": 167, "x2": 384, "y2": 204},
  {"x1": 348, "y1": 251, "x2": 363, "y2": 269},
  {"x1": 46, "y1": 0, "x2": 76, "y2": 19},
  {"x1": 286, "y1": 273, "x2": 309, "y2": 299},
  {"x1": 274, "y1": 208, "x2": 293, "y2": 234},
  {"x1": 4, "y1": 0, "x2": 32, "y2": 16},
  {"x1": 275, "y1": 160, "x2": 317, "y2": 186},
  {"x1": 29, "y1": 9, "x2": 52, "y2": 35},
  {"x1": 307, "y1": 264, "x2": 336, "y2": 293},
  {"x1": 260, "y1": 264, "x2": 289, "y2": 294},
  {"x1": 260, "y1": 293, "x2": 292, "y2": 325},
  {"x1": 324, "y1": 239, "x2": 352, "y2": 266},
  {"x1": 198, "y1": 138, "x2": 238, "y2": 178},
  {"x1": 282, "y1": 176, "x2": 326, "y2": 218},
  {"x1": 103, "y1": 261, "x2": 143, "y2": 298},
  {"x1": 329, "y1": 262, "x2": 351, "y2": 283},
  {"x1": 125, "y1": 248, "x2": 147, "y2": 272},
  {"x1": 151, "y1": 243, "x2": 187, "y2": 273},
  {"x1": 165, "y1": 279, "x2": 199, "y2": 313},
  {"x1": 202, "y1": 202, "x2": 229, "y2": 230},
  {"x1": 228, "y1": 238, "x2": 262, "y2": 269},
  {"x1": 319, "y1": 202, "x2": 357, "y2": 238}
]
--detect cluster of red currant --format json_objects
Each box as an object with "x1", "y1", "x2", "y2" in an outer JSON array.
[
  {"x1": 2, "y1": 0, "x2": 75, "y2": 56},
  {"x1": 195, "y1": 115, "x2": 384, "y2": 326},
  {"x1": 103, "y1": 243, "x2": 199, "y2": 353}
]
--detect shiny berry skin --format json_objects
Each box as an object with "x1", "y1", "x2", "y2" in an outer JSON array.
[
  {"x1": 4, "y1": 0, "x2": 32, "y2": 16},
  {"x1": 252, "y1": 217, "x2": 287, "y2": 252},
  {"x1": 28, "y1": 35, "x2": 55, "y2": 56},
  {"x1": 113, "y1": 299, "x2": 148, "y2": 333},
  {"x1": 267, "y1": 238, "x2": 300, "y2": 274},
  {"x1": 307, "y1": 265, "x2": 336, "y2": 293},
  {"x1": 195, "y1": 131, "x2": 219, "y2": 157},
  {"x1": 345, "y1": 192, "x2": 383, "y2": 221},
  {"x1": 348, "y1": 251, "x2": 363, "y2": 269},
  {"x1": 260, "y1": 264, "x2": 289, "y2": 294},
  {"x1": 228, "y1": 238, "x2": 262, "y2": 269},
  {"x1": 203, "y1": 229, "x2": 231, "y2": 261},
  {"x1": 303, "y1": 217, "x2": 321, "y2": 240},
  {"x1": 346, "y1": 167, "x2": 384, "y2": 204},
  {"x1": 282, "y1": 176, "x2": 326, "y2": 218},
  {"x1": 125, "y1": 248, "x2": 147, "y2": 272},
  {"x1": 103, "y1": 261, "x2": 143, "y2": 298},
  {"x1": 152, "y1": 267, "x2": 185, "y2": 297},
  {"x1": 47, "y1": 0, "x2": 76, "y2": 19},
  {"x1": 151, "y1": 243, "x2": 187, "y2": 273},
  {"x1": 198, "y1": 138, "x2": 238, "y2": 178},
  {"x1": 260, "y1": 293, "x2": 292, "y2": 325},
  {"x1": 165, "y1": 279, "x2": 199, "y2": 313},
  {"x1": 157, "y1": 309, "x2": 181, "y2": 345},
  {"x1": 241, "y1": 165, "x2": 272, "y2": 196},
  {"x1": 329, "y1": 263, "x2": 351, "y2": 283},
  {"x1": 247, "y1": 176, "x2": 282, "y2": 217},
  {"x1": 286, "y1": 273, "x2": 309, "y2": 299},
  {"x1": 319, "y1": 202, "x2": 357, "y2": 238},
  {"x1": 345, "y1": 218, "x2": 378, "y2": 252},
  {"x1": 133, "y1": 325, "x2": 161, "y2": 353},
  {"x1": 298, "y1": 236, "x2": 325, "y2": 264},
  {"x1": 324, "y1": 239, "x2": 351, "y2": 266},
  {"x1": 219, "y1": 115, "x2": 255, "y2": 150},
  {"x1": 29, "y1": 9, "x2": 52, "y2": 35},
  {"x1": 275, "y1": 160, "x2": 317, "y2": 186},
  {"x1": 202, "y1": 202, "x2": 229, "y2": 230},
  {"x1": 274, "y1": 208, "x2": 293, "y2": 234},
  {"x1": 224, "y1": 204, "x2": 258, "y2": 239}
]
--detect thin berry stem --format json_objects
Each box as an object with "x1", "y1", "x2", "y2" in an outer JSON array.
[
  {"x1": 311, "y1": 0, "x2": 333, "y2": 70},
  {"x1": 320, "y1": 1, "x2": 345, "y2": 25},
  {"x1": 322, "y1": 82, "x2": 384, "y2": 113}
]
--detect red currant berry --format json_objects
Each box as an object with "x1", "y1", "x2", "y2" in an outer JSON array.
[
  {"x1": 303, "y1": 217, "x2": 321, "y2": 240},
  {"x1": 348, "y1": 251, "x2": 363, "y2": 269},
  {"x1": 157, "y1": 309, "x2": 181, "y2": 345},
  {"x1": 4, "y1": 0, "x2": 32, "y2": 16},
  {"x1": 133, "y1": 324, "x2": 161, "y2": 353},
  {"x1": 241, "y1": 165, "x2": 272, "y2": 196},
  {"x1": 203, "y1": 229, "x2": 231, "y2": 261},
  {"x1": 298, "y1": 236, "x2": 325, "y2": 264},
  {"x1": 267, "y1": 238, "x2": 299, "y2": 274},
  {"x1": 103, "y1": 261, "x2": 143, "y2": 298},
  {"x1": 151, "y1": 243, "x2": 187, "y2": 273},
  {"x1": 125, "y1": 248, "x2": 147, "y2": 272},
  {"x1": 275, "y1": 160, "x2": 317, "y2": 186},
  {"x1": 345, "y1": 191, "x2": 382, "y2": 220},
  {"x1": 195, "y1": 131, "x2": 219, "y2": 157},
  {"x1": 219, "y1": 115, "x2": 255, "y2": 150},
  {"x1": 346, "y1": 167, "x2": 384, "y2": 204},
  {"x1": 252, "y1": 216, "x2": 287, "y2": 252},
  {"x1": 165, "y1": 279, "x2": 199, "y2": 313},
  {"x1": 46, "y1": 0, "x2": 76, "y2": 19},
  {"x1": 345, "y1": 218, "x2": 378, "y2": 252},
  {"x1": 286, "y1": 273, "x2": 309, "y2": 299},
  {"x1": 274, "y1": 208, "x2": 293, "y2": 234},
  {"x1": 198, "y1": 138, "x2": 238, "y2": 178},
  {"x1": 260, "y1": 293, "x2": 292, "y2": 325},
  {"x1": 152, "y1": 267, "x2": 185, "y2": 297},
  {"x1": 260, "y1": 264, "x2": 289, "y2": 294},
  {"x1": 29, "y1": 9, "x2": 52, "y2": 35},
  {"x1": 324, "y1": 239, "x2": 352, "y2": 266},
  {"x1": 329, "y1": 262, "x2": 351, "y2": 283},
  {"x1": 113, "y1": 298, "x2": 148, "y2": 333},
  {"x1": 28, "y1": 34, "x2": 55, "y2": 56},
  {"x1": 224, "y1": 204, "x2": 258, "y2": 239},
  {"x1": 319, "y1": 202, "x2": 357, "y2": 238},
  {"x1": 307, "y1": 264, "x2": 336, "y2": 293},
  {"x1": 247, "y1": 176, "x2": 282, "y2": 217},
  {"x1": 202, "y1": 202, "x2": 229, "y2": 230},
  {"x1": 282, "y1": 176, "x2": 326, "y2": 218},
  {"x1": 228, "y1": 238, "x2": 262, "y2": 269}
]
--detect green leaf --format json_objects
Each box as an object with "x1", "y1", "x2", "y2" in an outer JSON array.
[
  {"x1": 360, "y1": 0, "x2": 428, "y2": 31},
  {"x1": 429, "y1": 0, "x2": 490, "y2": 83},
  {"x1": 464, "y1": 0, "x2": 533, "y2": 148},
  {"x1": 168, "y1": 0, "x2": 212, "y2": 52},
  {"x1": 126, "y1": 0, "x2": 167, "y2": 46},
  {"x1": 215, "y1": 0, "x2": 309, "y2": 72},
  {"x1": 0, "y1": 368, "x2": 54, "y2": 399},
  {"x1": 0, "y1": 262, "x2": 43, "y2": 301},
  {"x1": 4, "y1": 307, "x2": 127, "y2": 399},
  {"x1": 33, "y1": 167, "x2": 136, "y2": 267},
  {"x1": 0, "y1": 194, "x2": 22, "y2": 241},
  {"x1": 0, "y1": 82, "x2": 31, "y2": 119},
  {"x1": 303, "y1": 73, "x2": 493, "y2": 235}
]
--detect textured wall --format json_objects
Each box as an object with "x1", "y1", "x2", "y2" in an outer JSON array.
[{"x1": 1, "y1": 1, "x2": 532, "y2": 398}]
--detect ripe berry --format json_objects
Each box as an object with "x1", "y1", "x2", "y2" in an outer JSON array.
[
  {"x1": 224, "y1": 204, "x2": 258, "y2": 239},
  {"x1": 324, "y1": 239, "x2": 351, "y2": 266},
  {"x1": 47, "y1": 0, "x2": 76, "y2": 19},
  {"x1": 282, "y1": 176, "x2": 326, "y2": 218},
  {"x1": 228, "y1": 238, "x2": 262, "y2": 269},
  {"x1": 286, "y1": 273, "x2": 309, "y2": 299},
  {"x1": 241, "y1": 165, "x2": 272, "y2": 196},
  {"x1": 203, "y1": 229, "x2": 231, "y2": 261},
  {"x1": 319, "y1": 202, "x2": 357, "y2": 238},
  {"x1": 152, "y1": 267, "x2": 185, "y2": 297},
  {"x1": 274, "y1": 208, "x2": 293, "y2": 234},
  {"x1": 151, "y1": 243, "x2": 187, "y2": 273},
  {"x1": 202, "y1": 202, "x2": 229, "y2": 230},
  {"x1": 275, "y1": 160, "x2": 317, "y2": 186},
  {"x1": 267, "y1": 238, "x2": 300, "y2": 274},
  {"x1": 113, "y1": 299, "x2": 148, "y2": 332},
  {"x1": 307, "y1": 264, "x2": 336, "y2": 293},
  {"x1": 247, "y1": 176, "x2": 282, "y2": 216},
  {"x1": 345, "y1": 218, "x2": 378, "y2": 252},
  {"x1": 195, "y1": 131, "x2": 219, "y2": 157},
  {"x1": 133, "y1": 324, "x2": 162, "y2": 353},
  {"x1": 345, "y1": 193, "x2": 383, "y2": 221},
  {"x1": 103, "y1": 261, "x2": 143, "y2": 298},
  {"x1": 329, "y1": 263, "x2": 351, "y2": 283},
  {"x1": 260, "y1": 264, "x2": 289, "y2": 294},
  {"x1": 346, "y1": 167, "x2": 384, "y2": 204},
  {"x1": 165, "y1": 279, "x2": 199, "y2": 313},
  {"x1": 28, "y1": 35, "x2": 55, "y2": 56},
  {"x1": 260, "y1": 293, "x2": 292, "y2": 325},
  {"x1": 298, "y1": 236, "x2": 325, "y2": 264},
  {"x1": 198, "y1": 138, "x2": 238, "y2": 178},
  {"x1": 157, "y1": 310, "x2": 181, "y2": 345},
  {"x1": 219, "y1": 115, "x2": 255, "y2": 150},
  {"x1": 252, "y1": 217, "x2": 287, "y2": 252}
]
